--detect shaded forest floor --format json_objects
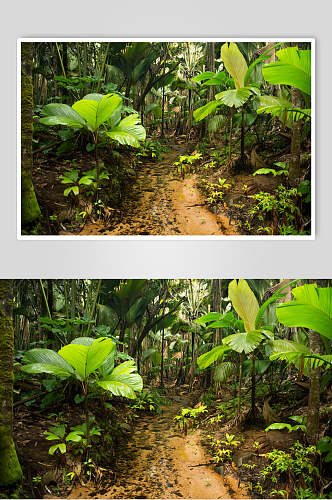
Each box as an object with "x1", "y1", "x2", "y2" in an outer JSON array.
[
  {"x1": 29, "y1": 131, "x2": 310, "y2": 236},
  {"x1": 11, "y1": 378, "x2": 332, "y2": 499}
]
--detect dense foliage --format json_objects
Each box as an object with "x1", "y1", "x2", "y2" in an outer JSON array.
[
  {"x1": 0, "y1": 279, "x2": 331, "y2": 499},
  {"x1": 21, "y1": 41, "x2": 312, "y2": 236}
]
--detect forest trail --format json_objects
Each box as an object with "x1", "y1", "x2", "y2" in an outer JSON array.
[
  {"x1": 76, "y1": 144, "x2": 239, "y2": 236},
  {"x1": 67, "y1": 393, "x2": 248, "y2": 500}
]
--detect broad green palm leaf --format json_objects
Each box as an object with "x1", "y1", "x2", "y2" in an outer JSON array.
[
  {"x1": 276, "y1": 284, "x2": 332, "y2": 340},
  {"x1": 39, "y1": 93, "x2": 145, "y2": 148},
  {"x1": 21, "y1": 337, "x2": 142, "y2": 399},
  {"x1": 262, "y1": 47, "x2": 311, "y2": 96},
  {"x1": 220, "y1": 42, "x2": 248, "y2": 89}
]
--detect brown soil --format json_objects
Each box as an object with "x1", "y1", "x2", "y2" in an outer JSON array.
[
  {"x1": 59, "y1": 145, "x2": 239, "y2": 236},
  {"x1": 68, "y1": 394, "x2": 248, "y2": 499}
]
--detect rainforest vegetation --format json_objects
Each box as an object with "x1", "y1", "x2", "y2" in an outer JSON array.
[
  {"x1": 1, "y1": 278, "x2": 331, "y2": 499},
  {"x1": 20, "y1": 41, "x2": 312, "y2": 236}
]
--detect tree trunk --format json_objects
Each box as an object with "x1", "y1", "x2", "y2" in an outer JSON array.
[
  {"x1": 307, "y1": 329, "x2": 322, "y2": 444},
  {"x1": 236, "y1": 352, "x2": 243, "y2": 421},
  {"x1": 307, "y1": 279, "x2": 324, "y2": 444},
  {"x1": 289, "y1": 86, "x2": 302, "y2": 187},
  {"x1": 228, "y1": 108, "x2": 234, "y2": 162},
  {"x1": 0, "y1": 280, "x2": 23, "y2": 487},
  {"x1": 240, "y1": 106, "x2": 245, "y2": 164},
  {"x1": 211, "y1": 280, "x2": 223, "y2": 344},
  {"x1": 206, "y1": 43, "x2": 215, "y2": 102},
  {"x1": 47, "y1": 279, "x2": 53, "y2": 319},
  {"x1": 160, "y1": 327, "x2": 165, "y2": 388},
  {"x1": 206, "y1": 42, "x2": 215, "y2": 139},
  {"x1": 21, "y1": 42, "x2": 41, "y2": 226},
  {"x1": 161, "y1": 43, "x2": 168, "y2": 138},
  {"x1": 288, "y1": 42, "x2": 303, "y2": 187}
]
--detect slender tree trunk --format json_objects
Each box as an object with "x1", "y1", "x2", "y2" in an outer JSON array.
[
  {"x1": 211, "y1": 280, "x2": 223, "y2": 344},
  {"x1": 228, "y1": 109, "x2": 234, "y2": 162},
  {"x1": 96, "y1": 42, "x2": 110, "y2": 93},
  {"x1": 240, "y1": 106, "x2": 246, "y2": 164},
  {"x1": 236, "y1": 352, "x2": 243, "y2": 420},
  {"x1": 0, "y1": 280, "x2": 23, "y2": 487},
  {"x1": 161, "y1": 43, "x2": 168, "y2": 138},
  {"x1": 206, "y1": 43, "x2": 215, "y2": 102},
  {"x1": 47, "y1": 279, "x2": 53, "y2": 319},
  {"x1": 251, "y1": 355, "x2": 256, "y2": 413},
  {"x1": 307, "y1": 330, "x2": 321, "y2": 444},
  {"x1": 288, "y1": 42, "x2": 303, "y2": 187},
  {"x1": 160, "y1": 327, "x2": 165, "y2": 388},
  {"x1": 307, "y1": 279, "x2": 324, "y2": 444},
  {"x1": 82, "y1": 43, "x2": 88, "y2": 94},
  {"x1": 289, "y1": 86, "x2": 302, "y2": 187},
  {"x1": 21, "y1": 42, "x2": 41, "y2": 226},
  {"x1": 70, "y1": 279, "x2": 76, "y2": 319},
  {"x1": 206, "y1": 42, "x2": 215, "y2": 139}
]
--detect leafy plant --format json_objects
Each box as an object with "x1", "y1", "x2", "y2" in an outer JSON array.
[
  {"x1": 207, "y1": 433, "x2": 241, "y2": 465},
  {"x1": 172, "y1": 152, "x2": 202, "y2": 178},
  {"x1": 21, "y1": 337, "x2": 143, "y2": 445},
  {"x1": 258, "y1": 46, "x2": 311, "y2": 125},
  {"x1": 174, "y1": 404, "x2": 207, "y2": 433},
  {"x1": 261, "y1": 442, "x2": 318, "y2": 497},
  {"x1": 317, "y1": 436, "x2": 332, "y2": 462},
  {"x1": 200, "y1": 177, "x2": 231, "y2": 205},
  {"x1": 253, "y1": 162, "x2": 289, "y2": 177},
  {"x1": 44, "y1": 424, "x2": 67, "y2": 455},
  {"x1": 249, "y1": 185, "x2": 300, "y2": 235},
  {"x1": 265, "y1": 415, "x2": 307, "y2": 433},
  {"x1": 39, "y1": 93, "x2": 146, "y2": 184}
]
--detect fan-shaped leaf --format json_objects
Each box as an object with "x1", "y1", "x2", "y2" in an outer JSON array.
[
  {"x1": 223, "y1": 331, "x2": 263, "y2": 354},
  {"x1": 220, "y1": 42, "x2": 248, "y2": 89},
  {"x1": 228, "y1": 280, "x2": 259, "y2": 332},
  {"x1": 263, "y1": 47, "x2": 311, "y2": 95},
  {"x1": 276, "y1": 285, "x2": 332, "y2": 340},
  {"x1": 215, "y1": 88, "x2": 252, "y2": 108}
]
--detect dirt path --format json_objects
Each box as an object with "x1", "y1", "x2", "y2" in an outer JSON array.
[
  {"x1": 73, "y1": 144, "x2": 239, "y2": 236},
  {"x1": 68, "y1": 395, "x2": 248, "y2": 499}
]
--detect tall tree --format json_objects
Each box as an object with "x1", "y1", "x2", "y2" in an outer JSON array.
[
  {"x1": 0, "y1": 280, "x2": 23, "y2": 487},
  {"x1": 21, "y1": 42, "x2": 41, "y2": 226},
  {"x1": 307, "y1": 279, "x2": 324, "y2": 444}
]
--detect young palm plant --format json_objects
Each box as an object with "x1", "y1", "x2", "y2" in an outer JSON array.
[
  {"x1": 196, "y1": 279, "x2": 298, "y2": 423},
  {"x1": 21, "y1": 336, "x2": 143, "y2": 446},
  {"x1": 39, "y1": 93, "x2": 146, "y2": 186}
]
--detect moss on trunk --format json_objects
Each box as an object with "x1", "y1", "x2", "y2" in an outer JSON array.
[
  {"x1": 21, "y1": 42, "x2": 41, "y2": 226},
  {"x1": 0, "y1": 280, "x2": 23, "y2": 487}
]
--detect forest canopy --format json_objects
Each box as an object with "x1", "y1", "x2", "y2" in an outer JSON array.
[{"x1": 20, "y1": 40, "x2": 312, "y2": 236}]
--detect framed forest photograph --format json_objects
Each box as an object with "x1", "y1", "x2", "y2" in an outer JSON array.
[
  {"x1": 18, "y1": 39, "x2": 314, "y2": 239},
  {"x1": 1, "y1": 279, "x2": 331, "y2": 499}
]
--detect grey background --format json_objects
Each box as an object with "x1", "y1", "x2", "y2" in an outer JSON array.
[{"x1": 1, "y1": 0, "x2": 329, "y2": 278}]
